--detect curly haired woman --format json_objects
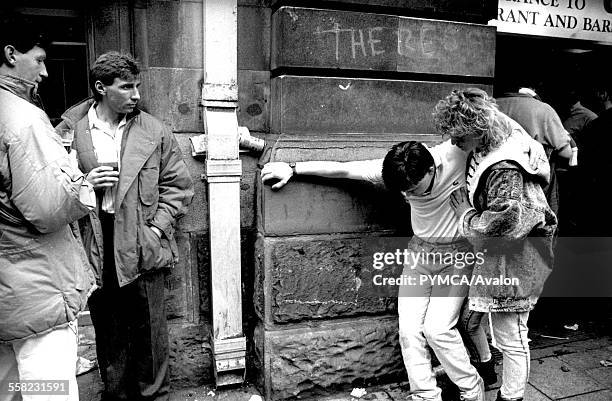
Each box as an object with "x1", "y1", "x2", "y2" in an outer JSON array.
[{"x1": 437, "y1": 88, "x2": 557, "y2": 401}]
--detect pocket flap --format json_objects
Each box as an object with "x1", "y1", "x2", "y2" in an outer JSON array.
[{"x1": 138, "y1": 168, "x2": 158, "y2": 206}]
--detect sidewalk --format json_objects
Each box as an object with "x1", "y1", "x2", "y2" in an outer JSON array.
[{"x1": 78, "y1": 321, "x2": 612, "y2": 401}]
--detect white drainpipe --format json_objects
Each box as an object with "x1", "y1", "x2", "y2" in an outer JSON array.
[{"x1": 202, "y1": 0, "x2": 246, "y2": 386}]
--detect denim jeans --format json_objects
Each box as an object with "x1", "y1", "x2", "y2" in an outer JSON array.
[
  {"x1": 397, "y1": 237, "x2": 481, "y2": 401},
  {"x1": 492, "y1": 312, "x2": 530, "y2": 400},
  {"x1": 459, "y1": 302, "x2": 492, "y2": 364},
  {"x1": 462, "y1": 310, "x2": 530, "y2": 400}
]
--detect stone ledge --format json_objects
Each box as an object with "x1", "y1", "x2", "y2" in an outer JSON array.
[{"x1": 253, "y1": 316, "x2": 405, "y2": 400}]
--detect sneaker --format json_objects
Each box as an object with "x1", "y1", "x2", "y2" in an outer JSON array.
[
  {"x1": 460, "y1": 377, "x2": 485, "y2": 401},
  {"x1": 473, "y1": 358, "x2": 498, "y2": 387},
  {"x1": 495, "y1": 390, "x2": 523, "y2": 401}
]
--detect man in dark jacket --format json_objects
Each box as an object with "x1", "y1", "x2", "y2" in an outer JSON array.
[
  {"x1": 0, "y1": 13, "x2": 95, "y2": 401},
  {"x1": 576, "y1": 83, "x2": 612, "y2": 236},
  {"x1": 58, "y1": 52, "x2": 194, "y2": 401}
]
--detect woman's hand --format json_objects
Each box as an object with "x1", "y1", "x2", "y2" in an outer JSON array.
[{"x1": 449, "y1": 187, "x2": 471, "y2": 217}]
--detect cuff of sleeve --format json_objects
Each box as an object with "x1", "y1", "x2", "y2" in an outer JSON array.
[
  {"x1": 150, "y1": 218, "x2": 172, "y2": 239},
  {"x1": 458, "y1": 207, "x2": 477, "y2": 237},
  {"x1": 79, "y1": 181, "x2": 96, "y2": 210},
  {"x1": 148, "y1": 225, "x2": 164, "y2": 239}
]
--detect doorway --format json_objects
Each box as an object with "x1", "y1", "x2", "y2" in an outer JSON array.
[
  {"x1": 16, "y1": 7, "x2": 91, "y2": 125},
  {"x1": 494, "y1": 33, "x2": 611, "y2": 118}
]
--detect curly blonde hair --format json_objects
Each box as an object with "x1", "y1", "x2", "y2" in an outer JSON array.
[{"x1": 432, "y1": 88, "x2": 511, "y2": 155}]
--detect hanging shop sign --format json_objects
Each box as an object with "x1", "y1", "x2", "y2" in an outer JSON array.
[{"x1": 489, "y1": 0, "x2": 612, "y2": 43}]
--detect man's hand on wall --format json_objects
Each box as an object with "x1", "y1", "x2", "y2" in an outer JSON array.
[{"x1": 261, "y1": 162, "x2": 293, "y2": 190}]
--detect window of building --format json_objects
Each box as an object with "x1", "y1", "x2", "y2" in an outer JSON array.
[{"x1": 17, "y1": 6, "x2": 90, "y2": 125}]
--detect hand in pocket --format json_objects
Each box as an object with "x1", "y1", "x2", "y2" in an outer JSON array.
[{"x1": 140, "y1": 225, "x2": 173, "y2": 271}]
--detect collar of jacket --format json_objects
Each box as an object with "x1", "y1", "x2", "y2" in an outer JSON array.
[
  {"x1": 61, "y1": 97, "x2": 141, "y2": 129},
  {"x1": 64, "y1": 98, "x2": 158, "y2": 211},
  {"x1": 498, "y1": 92, "x2": 534, "y2": 100},
  {"x1": 466, "y1": 125, "x2": 551, "y2": 205},
  {"x1": 0, "y1": 74, "x2": 38, "y2": 103}
]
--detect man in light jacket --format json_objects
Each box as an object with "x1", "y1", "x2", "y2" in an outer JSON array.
[
  {"x1": 0, "y1": 13, "x2": 95, "y2": 401},
  {"x1": 58, "y1": 52, "x2": 194, "y2": 401}
]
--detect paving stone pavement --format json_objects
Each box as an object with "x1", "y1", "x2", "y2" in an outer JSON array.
[{"x1": 78, "y1": 327, "x2": 612, "y2": 401}]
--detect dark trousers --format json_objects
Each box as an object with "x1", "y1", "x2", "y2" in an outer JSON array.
[{"x1": 88, "y1": 212, "x2": 169, "y2": 401}]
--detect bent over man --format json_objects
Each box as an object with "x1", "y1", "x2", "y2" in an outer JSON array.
[
  {"x1": 262, "y1": 140, "x2": 487, "y2": 401},
  {"x1": 58, "y1": 52, "x2": 194, "y2": 401}
]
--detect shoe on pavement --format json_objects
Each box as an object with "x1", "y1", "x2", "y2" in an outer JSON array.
[
  {"x1": 473, "y1": 358, "x2": 498, "y2": 388},
  {"x1": 495, "y1": 390, "x2": 523, "y2": 401}
]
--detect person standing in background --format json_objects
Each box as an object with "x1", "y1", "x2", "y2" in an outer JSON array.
[
  {"x1": 562, "y1": 89, "x2": 597, "y2": 145},
  {"x1": 574, "y1": 81, "x2": 612, "y2": 236},
  {"x1": 559, "y1": 89, "x2": 596, "y2": 235},
  {"x1": 496, "y1": 84, "x2": 573, "y2": 216}
]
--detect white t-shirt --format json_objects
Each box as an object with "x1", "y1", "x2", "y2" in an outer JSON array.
[{"x1": 357, "y1": 140, "x2": 467, "y2": 240}]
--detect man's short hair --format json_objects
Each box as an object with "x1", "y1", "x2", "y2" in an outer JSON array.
[
  {"x1": 89, "y1": 52, "x2": 140, "y2": 101},
  {"x1": 382, "y1": 141, "x2": 434, "y2": 192},
  {"x1": 0, "y1": 11, "x2": 50, "y2": 66}
]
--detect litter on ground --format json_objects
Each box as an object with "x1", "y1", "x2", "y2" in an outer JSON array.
[{"x1": 350, "y1": 388, "x2": 367, "y2": 398}]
